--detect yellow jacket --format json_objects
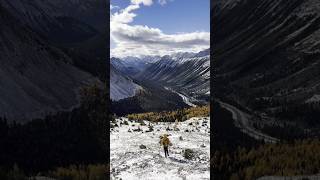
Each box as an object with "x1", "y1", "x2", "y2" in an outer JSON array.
[{"x1": 160, "y1": 135, "x2": 172, "y2": 147}]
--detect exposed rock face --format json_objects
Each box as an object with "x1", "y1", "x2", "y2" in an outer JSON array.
[
  {"x1": 213, "y1": 0, "x2": 320, "y2": 111},
  {"x1": 0, "y1": 3, "x2": 102, "y2": 122}
]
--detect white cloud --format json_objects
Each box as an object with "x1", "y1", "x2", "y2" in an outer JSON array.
[
  {"x1": 110, "y1": 4, "x2": 119, "y2": 10},
  {"x1": 110, "y1": 0, "x2": 209, "y2": 58},
  {"x1": 111, "y1": 4, "x2": 140, "y2": 24},
  {"x1": 158, "y1": 0, "x2": 173, "y2": 6},
  {"x1": 131, "y1": 0, "x2": 153, "y2": 6}
]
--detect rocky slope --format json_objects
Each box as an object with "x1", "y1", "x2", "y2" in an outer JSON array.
[
  {"x1": 1, "y1": 0, "x2": 108, "y2": 78},
  {"x1": 0, "y1": 3, "x2": 102, "y2": 122},
  {"x1": 213, "y1": 0, "x2": 320, "y2": 130}
]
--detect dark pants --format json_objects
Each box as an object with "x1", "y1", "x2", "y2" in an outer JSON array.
[{"x1": 164, "y1": 146, "x2": 169, "y2": 158}]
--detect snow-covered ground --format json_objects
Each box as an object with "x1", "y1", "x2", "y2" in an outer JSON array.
[{"x1": 110, "y1": 117, "x2": 210, "y2": 180}]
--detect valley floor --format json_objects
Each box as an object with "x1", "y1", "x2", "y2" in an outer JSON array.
[
  {"x1": 218, "y1": 101, "x2": 280, "y2": 143},
  {"x1": 110, "y1": 117, "x2": 210, "y2": 180}
]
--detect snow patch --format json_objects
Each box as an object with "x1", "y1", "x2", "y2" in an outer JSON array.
[{"x1": 110, "y1": 65, "x2": 143, "y2": 101}]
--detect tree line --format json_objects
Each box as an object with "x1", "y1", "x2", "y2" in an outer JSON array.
[
  {"x1": 126, "y1": 105, "x2": 209, "y2": 122},
  {"x1": 0, "y1": 83, "x2": 109, "y2": 178},
  {"x1": 212, "y1": 101, "x2": 320, "y2": 180}
]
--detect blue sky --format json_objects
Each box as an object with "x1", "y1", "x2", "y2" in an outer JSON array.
[{"x1": 110, "y1": 0, "x2": 210, "y2": 57}]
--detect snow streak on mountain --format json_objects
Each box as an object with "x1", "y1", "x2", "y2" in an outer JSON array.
[{"x1": 110, "y1": 65, "x2": 143, "y2": 101}]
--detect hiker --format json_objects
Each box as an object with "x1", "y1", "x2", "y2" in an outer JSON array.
[{"x1": 159, "y1": 134, "x2": 172, "y2": 158}]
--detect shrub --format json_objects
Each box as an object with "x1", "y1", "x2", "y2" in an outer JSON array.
[
  {"x1": 146, "y1": 125, "x2": 153, "y2": 132},
  {"x1": 183, "y1": 149, "x2": 196, "y2": 160},
  {"x1": 140, "y1": 121, "x2": 146, "y2": 126},
  {"x1": 110, "y1": 124, "x2": 115, "y2": 128}
]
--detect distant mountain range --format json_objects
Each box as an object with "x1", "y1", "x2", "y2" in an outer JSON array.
[
  {"x1": 110, "y1": 49, "x2": 210, "y2": 115},
  {"x1": 0, "y1": 0, "x2": 107, "y2": 122},
  {"x1": 136, "y1": 49, "x2": 210, "y2": 100},
  {"x1": 111, "y1": 56, "x2": 161, "y2": 77}
]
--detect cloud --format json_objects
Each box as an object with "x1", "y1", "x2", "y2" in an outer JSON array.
[
  {"x1": 111, "y1": 4, "x2": 140, "y2": 24},
  {"x1": 131, "y1": 0, "x2": 153, "y2": 6},
  {"x1": 158, "y1": 0, "x2": 174, "y2": 6},
  {"x1": 110, "y1": 0, "x2": 209, "y2": 57},
  {"x1": 110, "y1": 4, "x2": 119, "y2": 10}
]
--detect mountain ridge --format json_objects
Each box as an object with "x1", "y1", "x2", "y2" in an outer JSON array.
[{"x1": 0, "y1": 2, "x2": 104, "y2": 122}]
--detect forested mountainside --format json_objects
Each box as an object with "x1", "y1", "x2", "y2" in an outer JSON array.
[
  {"x1": 0, "y1": 1, "x2": 107, "y2": 122},
  {"x1": 213, "y1": 0, "x2": 320, "y2": 134},
  {"x1": 0, "y1": 83, "x2": 108, "y2": 177}
]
